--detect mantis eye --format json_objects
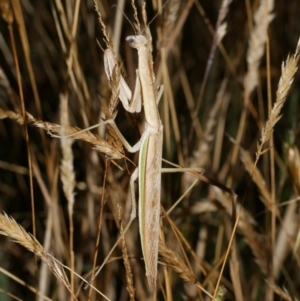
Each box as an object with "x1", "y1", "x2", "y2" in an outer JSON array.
[
  {"x1": 126, "y1": 35, "x2": 147, "y2": 49},
  {"x1": 126, "y1": 36, "x2": 137, "y2": 48}
]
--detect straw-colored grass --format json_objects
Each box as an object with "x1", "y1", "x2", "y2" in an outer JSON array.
[{"x1": 1, "y1": 0, "x2": 300, "y2": 300}]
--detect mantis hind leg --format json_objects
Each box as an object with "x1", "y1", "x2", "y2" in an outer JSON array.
[
  {"x1": 160, "y1": 167, "x2": 205, "y2": 216},
  {"x1": 84, "y1": 168, "x2": 139, "y2": 288}
]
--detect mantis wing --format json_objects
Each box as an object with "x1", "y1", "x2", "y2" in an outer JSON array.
[{"x1": 139, "y1": 125, "x2": 163, "y2": 291}]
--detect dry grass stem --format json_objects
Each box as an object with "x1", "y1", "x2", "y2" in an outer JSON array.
[
  {"x1": 60, "y1": 95, "x2": 76, "y2": 214},
  {"x1": 59, "y1": 94, "x2": 76, "y2": 295},
  {"x1": 257, "y1": 38, "x2": 300, "y2": 157},
  {"x1": 244, "y1": 0, "x2": 275, "y2": 98},
  {"x1": 212, "y1": 188, "x2": 270, "y2": 275},
  {"x1": 273, "y1": 198, "x2": 299, "y2": 279},
  {"x1": 0, "y1": 108, "x2": 124, "y2": 159},
  {"x1": 266, "y1": 281, "x2": 298, "y2": 301},
  {"x1": 118, "y1": 203, "x2": 135, "y2": 301},
  {"x1": 184, "y1": 79, "x2": 227, "y2": 191},
  {"x1": 231, "y1": 0, "x2": 275, "y2": 172},
  {"x1": 0, "y1": 267, "x2": 52, "y2": 301},
  {"x1": 286, "y1": 145, "x2": 300, "y2": 193},
  {"x1": 193, "y1": 0, "x2": 232, "y2": 118},
  {"x1": 240, "y1": 148, "x2": 280, "y2": 216}
]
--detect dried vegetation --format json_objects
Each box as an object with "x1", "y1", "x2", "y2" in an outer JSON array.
[{"x1": 0, "y1": 0, "x2": 300, "y2": 300}]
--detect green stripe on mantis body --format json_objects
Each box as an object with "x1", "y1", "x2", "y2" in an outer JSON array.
[{"x1": 138, "y1": 130, "x2": 150, "y2": 267}]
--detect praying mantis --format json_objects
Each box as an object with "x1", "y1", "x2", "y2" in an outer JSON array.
[
  {"x1": 90, "y1": 33, "x2": 165, "y2": 291},
  {"x1": 83, "y1": 3, "x2": 205, "y2": 292}
]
